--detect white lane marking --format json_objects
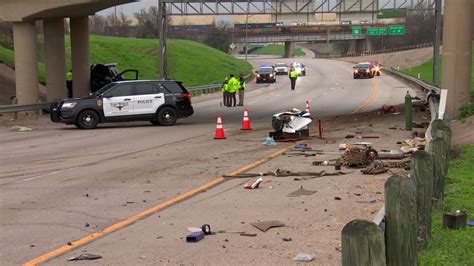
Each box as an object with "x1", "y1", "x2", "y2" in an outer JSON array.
[{"x1": 15, "y1": 167, "x2": 79, "y2": 183}]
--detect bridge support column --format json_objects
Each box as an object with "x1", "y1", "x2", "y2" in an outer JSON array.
[
  {"x1": 284, "y1": 41, "x2": 295, "y2": 58},
  {"x1": 442, "y1": 0, "x2": 472, "y2": 119},
  {"x1": 70, "y1": 16, "x2": 90, "y2": 97},
  {"x1": 13, "y1": 21, "x2": 39, "y2": 105},
  {"x1": 44, "y1": 18, "x2": 66, "y2": 101},
  {"x1": 349, "y1": 40, "x2": 365, "y2": 54},
  {"x1": 364, "y1": 38, "x2": 374, "y2": 52}
]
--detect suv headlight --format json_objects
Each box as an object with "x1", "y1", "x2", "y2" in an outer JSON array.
[{"x1": 62, "y1": 102, "x2": 77, "y2": 109}]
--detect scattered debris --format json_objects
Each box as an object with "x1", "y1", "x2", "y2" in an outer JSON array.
[
  {"x1": 412, "y1": 122, "x2": 430, "y2": 129},
  {"x1": 334, "y1": 197, "x2": 341, "y2": 200},
  {"x1": 244, "y1": 178, "x2": 263, "y2": 189},
  {"x1": 380, "y1": 105, "x2": 397, "y2": 114},
  {"x1": 357, "y1": 198, "x2": 377, "y2": 204},
  {"x1": 12, "y1": 126, "x2": 33, "y2": 132},
  {"x1": 282, "y1": 237, "x2": 292, "y2": 241},
  {"x1": 361, "y1": 161, "x2": 388, "y2": 175},
  {"x1": 400, "y1": 137, "x2": 426, "y2": 154},
  {"x1": 250, "y1": 221, "x2": 285, "y2": 232},
  {"x1": 270, "y1": 109, "x2": 312, "y2": 141},
  {"x1": 342, "y1": 146, "x2": 378, "y2": 168},
  {"x1": 139, "y1": 256, "x2": 147, "y2": 259},
  {"x1": 240, "y1": 232, "x2": 257, "y2": 237},
  {"x1": 293, "y1": 170, "x2": 352, "y2": 181},
  {"x1": 345, "y1": 135, "x2": 354, "y2": 139},
  {"x1": 67, "y1": 254, "x2": 102, "y2": 261},
  {"x1": 263, "y1": 137, "x2": 277, "y2": 146},
  {"x1": 186, "y1": 231, "x2": 205, "y2": 242},
  {"x1": 226, "y1": 169, "x2": 350, "y2": 179},
  {"x1": 287, "y1": 186, "x2": 317, "y2": 197},
  {"x1": 443, "y1": 210, "x2": 467, "y2": 229},
  {"x1": 293, "y1": 252, "x2": 315, "y2": 262},
  {"x1": 378, "y1": 150, "x2": 405, "y2": 159},
  {"x1": 361, "y1": 135, "x2": 379, "y2": 139}
]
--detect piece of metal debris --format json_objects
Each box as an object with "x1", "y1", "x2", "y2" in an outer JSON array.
[
  {"x1": 67, "y1": 254, "x2": 102, "y2": 261},
  {"x1": 287, "y1": 186, "x2": 317, "y2": 197},
  {"x1": 250, "y1": 221, "x2": 285, "y2": 232}
]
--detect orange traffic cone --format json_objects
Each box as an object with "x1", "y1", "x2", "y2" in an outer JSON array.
[
  {"x1": 241, "y1": 108, "x2": 252, "y2": 130},
  {"x1": 214, "y1": 114, "x2": 226, "y2": 139}
]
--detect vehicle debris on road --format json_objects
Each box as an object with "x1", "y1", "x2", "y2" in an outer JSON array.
[
  {"x1": 361, "y1": 161, "x2": 388, "y2": 175},
  {"x1": 287, "y1": 186, "x2": 317, "y2": 197},
  {"x1": 67, "y1": 253, "x2": 102, "y2": 261},
  {"x1": 250, "y1": 221, "x2": 285, "y2": 232},
  {"x1": 293, "y1": 252, "x2": 315, "y2": 262}
]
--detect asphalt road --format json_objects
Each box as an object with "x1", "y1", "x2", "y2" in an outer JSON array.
[{"x1": 0, "y1": 56, "x2": 414, "y2": 265}]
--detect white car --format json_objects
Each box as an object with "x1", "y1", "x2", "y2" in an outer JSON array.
[
  {"x1": 290, "y1": 62, "x2": 306, "y2": 76},
  {"x1": 274, "y1": 63, "x2": 289, "y2": 75}
]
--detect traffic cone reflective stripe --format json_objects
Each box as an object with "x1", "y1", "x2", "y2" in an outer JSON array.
[
  {"x1": 214, "y1": 114, "x2": 226, "y2": 139},
  {"x1": 241, "y1": 108, "x2": 252, "y2": 130}
]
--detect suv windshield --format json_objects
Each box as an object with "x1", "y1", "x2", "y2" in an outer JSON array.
[
  {"x1": 259, "y1": 67, "x2": 273, "y2": 73},
  {"x1": 357, "y1": 63, "x2": 371, "y2": 68}
]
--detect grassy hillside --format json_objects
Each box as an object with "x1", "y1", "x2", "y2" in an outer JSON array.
[
  {"x1": 0, "y1": 35, "x2": 252, "y2": 86},
  {"x1": 251, "y1": 44, "x2": 305, "y2": 57},
  {"x1": 402, "y1": 42, "x2": 474, "y2": 94}
]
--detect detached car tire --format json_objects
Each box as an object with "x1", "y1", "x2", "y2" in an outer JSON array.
[
  {"x1": 157, "y1": 107, "x2": 177, "y2": 126},
  {"x1": 76, "y1": 110, "x2": 99, "y2": 129}
]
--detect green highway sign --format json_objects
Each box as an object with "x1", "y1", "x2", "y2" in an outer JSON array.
[
  {"x1": 388, "y1": 25, "x2": 406, "y2": 35},
  {"x1": 367, "y1": 27, "x2": 387, "y2": 35},
  {"x1": 377, "y1": 8, "x2": 407, "y2": 19},
  {"x1": 352, "y1": 26, "x2": 362, "y2": 35}
]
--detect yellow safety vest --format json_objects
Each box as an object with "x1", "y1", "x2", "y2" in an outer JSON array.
[
  {"x1": 290, "y1": 70, "x2": 298, "y2": 78},
  {"x1": 239, "y1": 80, "x2": 246, "y2": 90},
  {"x1": 228, "y1": 77, "x2": 239, "y2": 93},
  {"x1": 66, "y1": 71, "x2": 73, "y2": 81}
]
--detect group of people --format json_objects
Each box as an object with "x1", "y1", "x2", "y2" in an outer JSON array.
[{"x1": 221, "y1": 74, "x2": 246, "y2": 107}]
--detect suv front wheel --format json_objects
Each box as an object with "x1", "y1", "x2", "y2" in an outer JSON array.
[
  {"x1": 76, "y1": 110, "x2": 99, "y2": 129},
  {"x1": 157, "y1": 107, "x2": 177, "y2": 126}
]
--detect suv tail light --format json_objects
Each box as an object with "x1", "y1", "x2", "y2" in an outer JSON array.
[{"x1": 181, "y1": 92, "x2": 192, "y2": 102}]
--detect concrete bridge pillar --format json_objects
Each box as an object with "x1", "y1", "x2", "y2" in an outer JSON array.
[
  {"x1": 442, "y1": 0, "x2": 472, "y2": 119},
  {"x1": 70, "y1": 16, "x2": 90, "y2": 97},
  {"x1": 349, "y1": 39, "x2": 365, "y2": 54},
  {"x1": 284, "y1": 41, "x2": 295, "y2": 58},
  {"x1": 12, "y1": 21, "x2": 39, "y2": 105},
  {"x1": 44, "y1": 18, "x2": 67, "y2": 101}
]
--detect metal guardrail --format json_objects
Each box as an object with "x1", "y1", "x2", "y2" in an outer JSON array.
[
  {"x1": 0, "y1": 75, "x2": 253, "y2": 114},
  {"x1": 385, "y1": 67, "x2": 440, "y2": 94}
]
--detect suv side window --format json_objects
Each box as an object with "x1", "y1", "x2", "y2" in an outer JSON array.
[
  {"x1": 105, "y1": 84, "x2": 133, "y2": 97},
  {"x1": 162, "y1": 82, "x2": 184, "y2": 94},
  {"x1": 135, "y1": 83, "x2": 158, "y2": 95}
]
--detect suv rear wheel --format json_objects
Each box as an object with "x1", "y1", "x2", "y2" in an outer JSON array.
[
  {"x1": 76, "y1": 110, "x2": 99, "y2": 129},
  {"x1": 157, "y1": 107, "x2": 177, "y2": 126}
]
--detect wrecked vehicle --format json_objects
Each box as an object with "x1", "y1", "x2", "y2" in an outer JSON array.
[{"x1": 270, "y1": 108, "x2": 312, "y2": 140}]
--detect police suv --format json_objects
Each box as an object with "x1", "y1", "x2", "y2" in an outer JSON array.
[{"x1": 50, "y1": 80, "x2": 194, "y2": 129}]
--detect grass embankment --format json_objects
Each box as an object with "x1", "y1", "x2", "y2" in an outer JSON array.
[
  {"x1": 402, "y1": 42, "x2": 474, "y2": 94},
  {"x1": 0, "y1": 35, "x2": 252, "y2": 86},
  {"x1": 418, "y1": 145, "x2": 474, "y2": 265},
  {"x1": 251, "y1": 44, "x2": 305, "y2": 56}
]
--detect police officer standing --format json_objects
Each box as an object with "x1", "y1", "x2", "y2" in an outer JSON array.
[
  {"x1": 289, "y1": 67, "x2": 298, "y2": 91},
  {"x1": 66, "y1": 69, "x2": 73, "y2": 97},
  {"x1": 237, "y1": 74, "x2": 246, "y2": 106},
  {"x1": 227, "y1": 74, "x2": 239, "y2": 107},
  {"x1": 221, "y1": 77, "x2": 229, "y2": 107}
]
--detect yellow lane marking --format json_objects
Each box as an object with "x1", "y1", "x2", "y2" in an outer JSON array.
[
  {"x1": 23, "y1": 146, "x2": 290, "y2": 266},
  {"x1": 352, "y1": 79, "x2": 378, "y2": 114}
]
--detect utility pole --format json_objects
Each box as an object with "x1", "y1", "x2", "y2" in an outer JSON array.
[
  {"x1": 245, "y1": 13, "x2": 249, "y2": 61},
  {"x1": 158, "y1": 0, "x2": 167, "y2": 80},
  {"x1": 432, "y1": 0, "x2": 442, "y2": 86}
]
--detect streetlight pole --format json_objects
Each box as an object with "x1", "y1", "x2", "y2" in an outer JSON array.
[{"x1": 245, "y1": 13, "x2": 248, "y2": 61}]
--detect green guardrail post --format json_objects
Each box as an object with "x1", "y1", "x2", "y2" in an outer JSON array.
[{"x1": 405, "y1": 91, "x2": 412, "y2": 130}]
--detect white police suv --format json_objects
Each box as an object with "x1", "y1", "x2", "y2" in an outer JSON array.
[{"x1": 50, "y1": 80, "x2": 193, "y2": 129}]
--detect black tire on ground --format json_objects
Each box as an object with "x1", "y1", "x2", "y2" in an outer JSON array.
[
  {"x1": 353, "y1": 75, "x2": 357, "y2": 79},
  {"x1": 157, "y1": 107, "x2": 177, "y2": 126},
  {"x1": 377, "y1": 72, "x2": 381, "y2": 76},
  {"x1": 76, "y1": 110, "x2": 99, "y2": 129}
]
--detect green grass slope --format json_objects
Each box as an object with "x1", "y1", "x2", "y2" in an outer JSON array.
[
  {"x1": 402, "y1": 42, "x2": 474, "y2": 94},
  {"x1": 418, "y1": 145, "x2": 474, "y2": 265},
  {"x1": 0, "y1": 35, "x2": 252, "y2": 87},
  {"x1": 251, "y1": 44, "x2": 305, "y2": 57}
]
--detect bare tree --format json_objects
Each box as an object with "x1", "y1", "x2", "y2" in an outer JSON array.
[{"x1": 204, "y1": 21, "x2": 233, "y2": 52}]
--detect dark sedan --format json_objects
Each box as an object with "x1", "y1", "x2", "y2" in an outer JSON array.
[{"x1": 353, "y1": 62, "x2": 375, "y2": 79}]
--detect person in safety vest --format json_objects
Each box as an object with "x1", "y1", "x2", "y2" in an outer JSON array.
[
  {"x1": 237, "y1": 74, "x2": 246, "y2": 106},
  {"x1": 289, "y1": 67, "x2": 298, "y2": 91},
  {"x1": 221, "y1": 77, "x2": 229, "y2": 107},
  {"x1": 227, "y1": 74, "x2": 239, "y2": 107},
  {"x1": 66, "y1": 69, "x2": 73, "y2": 98}
]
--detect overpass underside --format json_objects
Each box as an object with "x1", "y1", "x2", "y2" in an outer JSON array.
[{"x1": 0, "y1": 0, "x2": 135, "y2": 105}]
